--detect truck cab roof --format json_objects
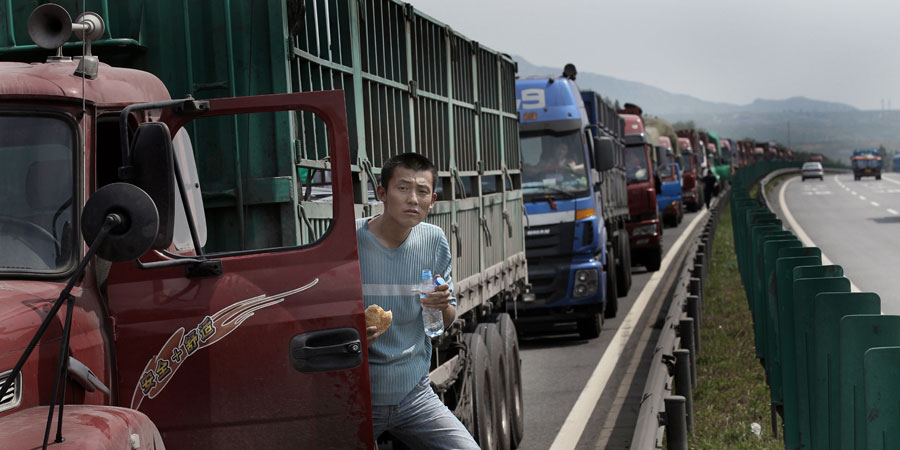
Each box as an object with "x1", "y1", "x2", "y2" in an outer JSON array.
[
  {"x1": 516, "y1": 76, "x2": 583, "y2": 132},
  {"x1": 0, "y1": 61, "x2": 170, "y2": 105},
  {"x1": 621, "y1": 114, "x2": 647, "y2": 145}
]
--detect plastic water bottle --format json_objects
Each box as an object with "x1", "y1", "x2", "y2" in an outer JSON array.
[{"x1": 420, "y1": 269, "x2": 445, "y2": 337}]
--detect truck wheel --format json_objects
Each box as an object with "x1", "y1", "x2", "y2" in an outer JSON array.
[
  {"x1": 497, "y1": 314, "x2": 525, "y2": 448},
  {"x1": 677, "y1": 203, "x2": 684, "y2": 225},
  {"x1": 577, "y1": 312, "x2": 602, "y2": 339},
  {"x1": 465, "y1": 332, "x2": 497, "y2": 450},
  {"x1": 616, "y1": 236, "x2": 631, "y2": 297},
  {"x1": 477, "y1": 324, "x2": 511, "y2": 450},
  {"x1": 877, "y1": 174, "x2": 882, "y2": 180},
  {"x1": 604, "y1": 245, "x2": 618, "y2": 319},
  {"x1": 646, "y1": 246, "x2": 662, "y2": 272}
]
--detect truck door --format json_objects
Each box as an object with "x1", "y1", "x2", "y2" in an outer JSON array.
[{"x1": 103, "y1": 92, "x2": 373, "y2": 450}]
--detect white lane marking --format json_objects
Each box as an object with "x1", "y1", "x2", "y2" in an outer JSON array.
[
  {"x1": 871, "y1": 202, "x2": 880, "y2": 207},
  {"x1": 888, "y1": 209, "x2": 899, "y2": 215},
  {"x1": 859, "y1": 196, "x2": 867, "y2": 201},
  {"x1": 881, "y1": 174, "x2": 900, "y2": 187},
  {"x1": 779, "y1": 177, "x2": 861, "y2": 292},
  {"x1": 548, "y1": 208, "x2": 710, "y2": 450},
  {"x1": 851, "y1": 191, "x2": 858, "y2": 196}
]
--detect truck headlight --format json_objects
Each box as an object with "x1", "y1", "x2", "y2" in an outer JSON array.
[
  {"x1": 573, "y1": 268, "x2": 598, "y2": 298},
  {"x1": 632, "y1": 224, "x2": 657, "y2": 236}
]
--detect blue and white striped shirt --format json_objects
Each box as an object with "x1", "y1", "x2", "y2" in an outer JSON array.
[{"x1": 356, "y1": 217, "x2": 455, "y2": 406}]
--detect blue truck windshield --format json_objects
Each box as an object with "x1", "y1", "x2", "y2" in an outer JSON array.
[
  {"x1": 0, "y1": 115, "x2": 76, "y2": 272},
  {"x1": 625, "y1": 145, "x2": 649, "y2": 184},
  {"x1": 521, "y1": 130, "x2": 589, "y2": 198}
]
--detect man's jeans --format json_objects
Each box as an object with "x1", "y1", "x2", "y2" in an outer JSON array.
[{"x1": 373, "y1": 375, "x2": 480, "y2": 449}]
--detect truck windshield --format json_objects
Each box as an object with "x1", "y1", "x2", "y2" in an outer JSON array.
[
  {"x1": 625, "y1": 145, "x2": 649, "y2": 184},
  {"x1": 0, "y1": 115, "x2": 75, "y2": 273},
  {"x1": 521, "y1": 130, "x2": 589, "y2": 198},
  {"x1": 658, "y1": 165, "x2": 677, "y2": 182},
  {"x1": 680, "y1": 153, "x2": 693, "y2": 171}
]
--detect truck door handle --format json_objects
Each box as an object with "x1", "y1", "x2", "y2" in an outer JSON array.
[{"x1": 289, "y1": 328, "x2": 363, "y2": 373}]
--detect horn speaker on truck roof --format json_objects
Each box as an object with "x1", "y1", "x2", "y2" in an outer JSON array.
[{"x1": 27, "y1": 3, "x2": 105, "y2": 78}]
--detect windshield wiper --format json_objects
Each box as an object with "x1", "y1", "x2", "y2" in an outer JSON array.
[{"x1": 524, "y1": 186, "x2": 576, "y2": 199}]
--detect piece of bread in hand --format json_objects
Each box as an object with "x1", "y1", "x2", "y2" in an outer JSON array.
[{"x1": 365, "y1": 304, "x2": 392, "y2": 334}]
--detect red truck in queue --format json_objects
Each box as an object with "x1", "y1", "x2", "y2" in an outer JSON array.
[
  {"x1": 619, "y1": 106, "x2": 662, "y2": 271},
  {"x1": 675, "y1": 136, "x2": 702, "y2": 211},
  {"x1": 0, "y1": 5, "x2": 376, "y2": 449}
]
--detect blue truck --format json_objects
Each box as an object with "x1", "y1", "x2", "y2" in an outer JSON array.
[
  {"x1": 515, "y1": 65, "x2": 631, "y2": 338},
  {"x1": 656, "y1": 163, "x2": 683, "y2": 227}
]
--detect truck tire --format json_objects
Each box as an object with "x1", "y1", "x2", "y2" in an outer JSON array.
[
  {"x1": 877, "y1": 174, "x2": 882, "y2": 180},
  {"x1": 465, "y1": 332, "x2": 497, "y2": 450},
  {"x1": 604, "y1": 245, "x2": 618, "y2": 319},
  {"x1": 477, "y1": 324, "x2": 511, "y2": 450},
  {"x1": 646, "y1": 246, "x2": 662, "y2": 272},
  {"x1": 577, "y1": 311, "x2": 602, "y2": 339},
  {"x1": 616, "y1": 236, "x2": 631, "y2": 297},
  {"x1": 497, "y1": 314, "x2": 525, "y2": 448}
]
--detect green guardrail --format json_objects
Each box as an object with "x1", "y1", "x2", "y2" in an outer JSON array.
[{"x1": 730, "y1": 161, "x2": 898, "y2": 450}]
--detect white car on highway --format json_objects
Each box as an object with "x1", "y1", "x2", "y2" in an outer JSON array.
[{"x1": 801, "y1": 162, "x2": 824, "y2": 181}]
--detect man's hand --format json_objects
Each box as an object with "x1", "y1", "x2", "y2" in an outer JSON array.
[
  {"x1": 419, "y1": 281, "x2": 451, "y2": 311},
  {"x1": 420, "y1": 274, "x2": 456, "y2": 327},
  {"x1": 366, "y1": 326, "x2": 381, "y2": 346}
]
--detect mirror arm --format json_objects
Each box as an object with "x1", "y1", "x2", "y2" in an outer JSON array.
[
  {"x1": 0, "y1": 213, "x2": 121, "y2": 447},
  {"x1": 118, "y1": 97, "x2": 209, "y2": 182}
]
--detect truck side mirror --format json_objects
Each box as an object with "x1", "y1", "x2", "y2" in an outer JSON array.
[
  {"x1": 593, "y1": 136, "x2": 615, "y2": 172},
  {"x1": 82, "y1": 183, "x2": 160, "y2": 262},
  {"x1": 131, "y1": 122, "x2": 176, "y2": 250}
]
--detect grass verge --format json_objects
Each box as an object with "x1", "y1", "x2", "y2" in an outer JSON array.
[{"x1": 687, "y1": 201, "x2": 783, "y2": 449}]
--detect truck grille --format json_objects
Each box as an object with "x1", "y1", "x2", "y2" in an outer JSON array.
[{"x1": 0, "y1": 370, "x2": 22, "y2": 413}]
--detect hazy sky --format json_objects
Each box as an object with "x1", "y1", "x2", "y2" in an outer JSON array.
[{"x1": 410, "y1": 0, "x2": 900, "y2": 110}]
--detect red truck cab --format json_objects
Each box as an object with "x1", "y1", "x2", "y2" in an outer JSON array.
[
  {"x1": 676, "y1": 137, "x2": 702, "y2": 211},
  {"x1": 0, "y1": 10, "x2": 373, "y2": 448},
  {"x1": 621, "y1": 114, "x2": 662, "y2": 271}
]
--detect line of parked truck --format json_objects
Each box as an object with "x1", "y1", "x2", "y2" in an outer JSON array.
[{"x1": 0, "y1": 1, "x2": 788, "y2": 449}]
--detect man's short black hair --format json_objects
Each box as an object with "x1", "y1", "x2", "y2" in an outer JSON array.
[{"x1": 380, "y1": 152, "x2": 438, "y2": 191}]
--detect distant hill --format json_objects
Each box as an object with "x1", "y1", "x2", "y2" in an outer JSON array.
[
  {"x1": 513, "y1": 55, "x2": 890, "y2": 161},
  {"x1": 513, "y1": 56, "x2": 859, "y2": 116}
]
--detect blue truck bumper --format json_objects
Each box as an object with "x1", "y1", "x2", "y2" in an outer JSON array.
[{"x1": 510, "y1": 257, "x2": 606, "y2": 325}]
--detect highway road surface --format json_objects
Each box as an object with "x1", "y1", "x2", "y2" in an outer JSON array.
[
  {"x1": 516, "y1": 203, "x2": 710, "y2": 449},
  {"x1": 776, "y1": 172, "x2": 900, "y2": 314}
]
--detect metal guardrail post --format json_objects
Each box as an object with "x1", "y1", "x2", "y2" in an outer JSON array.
[
  {"x1": 664, "y1": 396, "x2": 688, "y2": 450},
  {"x1": 686, "y1": 295, "x2": 701, "y2": 352},
  {"x1": 689, "y1": 278, "x2": 702, "y2": 308},
  {"x1": 693, "y1": 264, "x2": 704, "y2": 292},
  {"x1": 674, "y1": 349, "x2": 694, "y2": 433},
  {"x1": 679, "y1": 318, "x2": 697, "y2": 388}
]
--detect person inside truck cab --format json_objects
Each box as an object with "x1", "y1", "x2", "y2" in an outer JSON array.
[
  {"x1": 625, "y1": 146, "x2": 649, "y2": 184},
  {"x1": 538, "y1": 141, "x2": 584, "y2": 174},
  {"x1": 358, "y1": 153, "x2": 479, "y2": 448}
]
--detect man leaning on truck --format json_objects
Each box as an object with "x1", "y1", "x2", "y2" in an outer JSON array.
[{"x1": 358, "y1": 153, "x2": 479, "y2": 449}]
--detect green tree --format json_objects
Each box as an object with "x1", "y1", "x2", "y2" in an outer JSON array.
[{"x1": 672, "y1": 120, "x2": 696, "y2": 131}]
